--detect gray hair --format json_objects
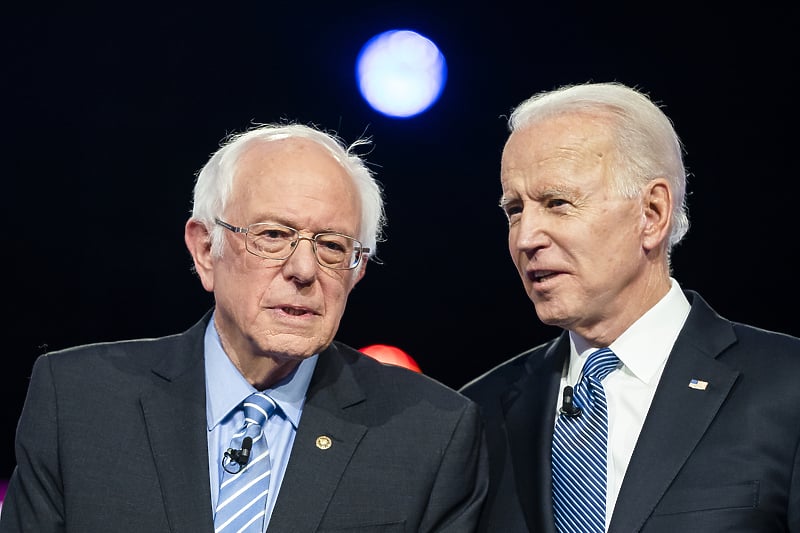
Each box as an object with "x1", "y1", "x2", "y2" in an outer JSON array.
[
  {"x1": 191, "y1": 123, "x2": 386, "y2": 260},
  {"x1": 509, "y1": 82, "x2": 689, "y2": 250}
]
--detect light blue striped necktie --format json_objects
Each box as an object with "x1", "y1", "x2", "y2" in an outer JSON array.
[
  {"x1": 552, "y1": 348, "x2": 620, "y2": 533},
  {"x1": 215, "y1": 392, "x2": 277, "y2": 533}
]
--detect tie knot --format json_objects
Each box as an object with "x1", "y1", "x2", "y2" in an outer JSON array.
[
  {"x1": 242, "y1": 392, "x2": 277, "y2": 428},
  {"x1": 582, "y1": 348, "x2": 619, "y2": 382}
]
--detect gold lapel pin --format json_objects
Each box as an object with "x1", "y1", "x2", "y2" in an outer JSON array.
[{"x1": 316, "y1": 435, "x2": 332, "y2": 450}]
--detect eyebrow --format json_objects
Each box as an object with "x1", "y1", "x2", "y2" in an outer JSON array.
[{"x1": 251, "y1": 218, "x2": 356, "y2": 237}]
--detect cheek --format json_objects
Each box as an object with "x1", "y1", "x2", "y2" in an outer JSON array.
[
  {"x1": 600, "y1": 218, "x2": 642, "y2": 256},
  {"x1": 507, "y1": 228, "x2": 519, "y2": 257},
  {"x1": 220, "y1": 279, "x2": 263, "y2": 319},
  {"x1": 507, "y1": 231, "x2": 529, "y2": 271},
  {"x1": 320, "y1": 272, "x2": 356, "y2": 306},
  {"x1": 218, "y1": 264, "x2": 273, "y2": 304}
]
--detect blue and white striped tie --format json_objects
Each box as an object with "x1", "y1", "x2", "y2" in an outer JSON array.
[
  {"x1": 552, "y1": 348, "x2": 620, "y2": 533},
  {"x1": 215, "y1": 392, "x2": 277, "y2": 533}
]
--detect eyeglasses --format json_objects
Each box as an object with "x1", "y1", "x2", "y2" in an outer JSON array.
[{"x1": 215, "y1": 218, "x2": 369, "y2": 270}]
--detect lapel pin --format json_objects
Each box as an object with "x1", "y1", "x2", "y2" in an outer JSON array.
[
  {"x1": 688, "y1": 378, "x2": 708, "y2": 390},
  {"x1": 316, "y1": 435, "x2": 332, "y2": 450}
]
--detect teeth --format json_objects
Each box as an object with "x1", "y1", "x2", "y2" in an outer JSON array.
[{"x1": 283, "y1": 307, "x2": 305, "y2": 316}]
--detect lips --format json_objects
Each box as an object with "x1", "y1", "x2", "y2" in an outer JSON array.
[
  {"x1": 275, "y1": 305, "x2": 318, "y2": 316},
  {"x1": 529, "y1": 270, "x2": 558, "y2": 283}
]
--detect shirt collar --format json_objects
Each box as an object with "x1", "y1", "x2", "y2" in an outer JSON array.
[
  {"x1": 205, "y1": 313, "x2": 318, "y2": 431},
  {"x1": 569, "y1": 278, "x2": 690, "y2": 384}
]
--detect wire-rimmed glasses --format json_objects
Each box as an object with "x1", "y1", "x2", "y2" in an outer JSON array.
[{"x1": 215, "y1": 218, "x2": 369, "y2": 270}]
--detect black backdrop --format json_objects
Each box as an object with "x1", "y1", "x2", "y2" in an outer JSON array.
[{"x1": 3, "y1": 2, "x2": 798, "y2": 480}]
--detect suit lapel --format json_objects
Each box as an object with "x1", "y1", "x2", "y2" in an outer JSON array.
[
  {"x1": 503, "y1": 335, "x2": 568, "y2": 533},
  {"x1": 267, "y1": 343, "x2": 367, "y2": 532},
  {"x1": 609, "y1": 292, "x2": 739, "y2": 532},
  {"x1": 140, "y1": 317, "x2": 215, "y2": 533}
]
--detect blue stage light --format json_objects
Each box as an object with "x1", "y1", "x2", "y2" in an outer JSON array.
[{"x1": 356, "y1": 29, "x2": 447, "y2": 118}]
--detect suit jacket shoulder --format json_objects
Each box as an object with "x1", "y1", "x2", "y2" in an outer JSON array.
[
  {"x1": 0, "y1": 313, "x2": 214, "y2": 533},
  {"x1": 612, "y1": 290, "x2": 800, "y2": 532},
  {"x1": 267, "y1": 341, "x2": 489, "y2": 532}
]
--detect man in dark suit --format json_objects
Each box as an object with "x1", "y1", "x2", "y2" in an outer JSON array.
[
  {"x1": 1, "y1": 123, "x2": 488, "y2": 532},
  {"x1": 461, "y1": 82, "x2": 800, "y2": 532}
]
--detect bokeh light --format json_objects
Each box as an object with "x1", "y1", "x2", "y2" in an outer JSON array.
[
  {"x1": 356, "y1": 29, "x2": 447, "y2": 118},
  {"x1": 360, "y1": 344, "x2": 422, "y2": 373}
]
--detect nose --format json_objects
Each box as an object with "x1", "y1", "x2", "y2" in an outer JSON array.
[
  {"x1": 282, "y1": 237, "x2": 319, "y2": 282},
  {"x1": 510, "y1": 209, "x2": 549, "y2": 256}
]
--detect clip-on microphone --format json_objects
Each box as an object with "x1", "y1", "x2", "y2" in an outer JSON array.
[
  {"x1": 559, "y1": 385, "x2": 582, "y2": 418},
  {"x1": 222, "y1": 436, "x2": 253, "y2": 474}
]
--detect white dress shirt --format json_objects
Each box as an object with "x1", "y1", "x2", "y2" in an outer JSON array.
[{"x1": 560, "y1": 279, "x2": 691, "y2": 530}]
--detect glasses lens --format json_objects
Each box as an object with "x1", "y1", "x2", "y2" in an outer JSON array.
[
  {"x1": 248, "y1": 224, "x2": 296, "y2": 258},
  {"x1": 315, "y1": 233, "x2": 360, "y2": 269},
  {"x1": 245, "y1": 223, "x2": 362, "y2": 269}
]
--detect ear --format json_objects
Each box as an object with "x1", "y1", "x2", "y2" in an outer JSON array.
[
  {"x1": 351, "y1": 259, "x2": 368, "y2": 287},
  {"x1": 641, "y1": 178, "x2": 672, "y2": 252},
  {"x1": 185, "y1": 218, "x2": 215, "y2": 293}
]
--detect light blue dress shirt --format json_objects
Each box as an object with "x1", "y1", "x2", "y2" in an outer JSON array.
[{"x1": 204, "y1": 314, "x2": 317, "y2": 529}]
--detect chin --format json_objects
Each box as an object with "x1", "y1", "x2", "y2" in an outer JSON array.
[
  {"x1": 262, "y1": 334, "x2": 330, "y2": 360},
  {"x1": 533, "y1": 304, "x2": 571, "y2": 328}
]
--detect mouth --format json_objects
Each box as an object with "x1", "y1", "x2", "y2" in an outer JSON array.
[
  {"x1": 276, "y1": 305, "x2": 317, "y2": 317},
  {"x1": 529, "y1": 270, "x2": 559, "y2": 283}
]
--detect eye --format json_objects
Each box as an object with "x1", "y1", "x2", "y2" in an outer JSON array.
[
  {"x1": 546, "y1": 198, "x2": 570, "y2": 209},
  {"x1": 316, "y1": 234, "x2": 352, "y2": 254},
  {"x1": 320, "y1": 240, "x2": 346, "y2": 253},
  {"x1": 501, "y1": 202, "x2": 522, "y2": 220},
  {"x1": 259, "y1": 228, "x2": 292, "y2": 240},
  {"x1": 250, "y1": 224, "x2": 295, "y2": 242}
]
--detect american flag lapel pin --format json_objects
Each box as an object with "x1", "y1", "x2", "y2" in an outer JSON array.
[{"x1": 688, "y1": 378, "x2": 708, "y2": 390}]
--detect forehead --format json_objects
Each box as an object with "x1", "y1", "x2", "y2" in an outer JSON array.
[
  {"x1": 236, "y1": 136, "x2": 340, "y2": 175},
  {"x1": 231, "y1": 137, "x2": 360, "y2": 228},
  {"x1": 501, "y1": 113, "x2": 615, "y2": 192}
]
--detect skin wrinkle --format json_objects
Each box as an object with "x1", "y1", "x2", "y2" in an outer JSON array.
[
  {"x1": 185, "y1": 137, "x2": 366, "y2": 389},
  {"x1": 501, "y1": 113, "x2": 671, "y2": 347},
  {"x1": 460, "y1": 85, "x2": 800, "y2": 533}
]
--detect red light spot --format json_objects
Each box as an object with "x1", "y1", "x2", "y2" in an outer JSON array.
[{"x1": 359, "y1": 344, "x2": 422, "y2": 373}]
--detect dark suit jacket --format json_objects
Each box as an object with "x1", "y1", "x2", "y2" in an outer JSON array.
[
  {"x1": 1, "y1": 313, "x2": 488, "y2": 533},
  {"x1": 460, "y1": 290, "x2": 800, "y2": 532}
]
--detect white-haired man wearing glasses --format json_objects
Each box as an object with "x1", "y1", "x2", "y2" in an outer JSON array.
[{"x1": 2, "y1": 123, "x2": 488, "y2": 533}]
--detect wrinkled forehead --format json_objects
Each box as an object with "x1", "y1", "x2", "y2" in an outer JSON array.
[
  {"x1": 503, "y1": 114, "x2": 615, "y2": 169},
  {"x1": 232, "y1": 138, "x2": 353, "y2": 192},
  {"x1": 230, "y1": 138, "x2": 361, "y2": 229},
  {"x1": 506, "y1": 109, "x2": 615, "y2": 149},
  {"x1": 500, "y1": 114, "x2": 619, "y2": 198},
  {"x1": 237, "y1": 136, "x2": 338, "y2": 169}
]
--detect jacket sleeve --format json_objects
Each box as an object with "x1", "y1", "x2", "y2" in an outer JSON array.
[
  {"x1": 0, "y1": 355, "x2": 66, "y2": 533},
  {"x1": 420, "y1": 399, "x2": 489, "y2": 532}
]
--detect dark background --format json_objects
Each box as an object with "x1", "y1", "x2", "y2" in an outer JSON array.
[{"x1": 3, "y1": 2, "x2": 797, "y2": 480}]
